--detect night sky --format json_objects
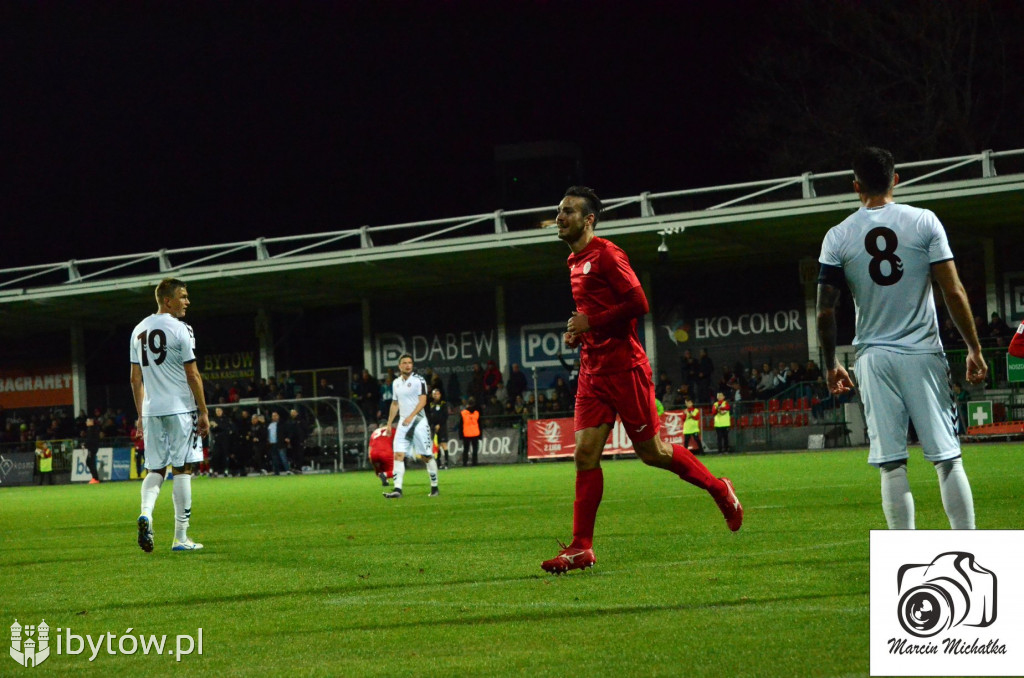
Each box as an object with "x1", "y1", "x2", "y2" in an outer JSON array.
[{"x1": 3, "y1": 2, "x2": 1022, "y2": 270}]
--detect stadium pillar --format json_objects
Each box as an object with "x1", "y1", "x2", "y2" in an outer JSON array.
[
  {"x1": 982, "y1": 238, "x2": 999, "y2": 318},
  {"x1": 641, "y1": 272, "x2": 656, "y2": 375},
  {"x1": 255, "y1": 308, "x2": 275, "y2": 382},
  {"x1": 70, "y1": 322, "x2": 87, "y2": 416},
  {"x1": 362, "y1": 298, "x2": 373, "y2": 375},
  {"x1": 800, "y1": 257, "x2": 820, "y2": 362},
  {"x1": 496, "y1": 286, "x2": 509, "y2": 373}
]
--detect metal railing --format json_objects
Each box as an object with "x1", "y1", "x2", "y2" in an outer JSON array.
[{"x1": 2, "y1": 148, "x2": 1021, "y2": 294}]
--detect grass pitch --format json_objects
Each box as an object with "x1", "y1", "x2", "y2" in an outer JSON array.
[{"x1": 2, "y1": 444, "x2": 1021, "y2": 677}]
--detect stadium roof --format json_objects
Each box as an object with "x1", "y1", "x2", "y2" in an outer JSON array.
[{"x1": 2, "y1": 149, "x2": 1022, "y2": 337}]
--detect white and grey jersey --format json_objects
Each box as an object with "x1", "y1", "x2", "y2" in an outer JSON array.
[
  {"x1": 819, "y1": 203, "x2": 953, "y2": 354},
  {"x1": 129, "y1": 313, "x2": 197, "y2": 416},
  {"x1": 393, "y1": 373, "x2": 428, "y2": 421}
]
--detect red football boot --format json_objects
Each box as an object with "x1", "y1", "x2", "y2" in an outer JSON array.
[
  {"x1": 715, "y1": 478, "x2": 743, "y2": 532},
  {"x1": 541, "y1": 541, "x2": 596, "y2": 574}
]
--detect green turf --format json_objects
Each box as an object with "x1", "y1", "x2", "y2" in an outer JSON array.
[{"x1": 2, "y1": 444, "x2": 1021, "y2": 677}]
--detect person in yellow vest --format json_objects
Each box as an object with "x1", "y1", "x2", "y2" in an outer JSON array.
[
  {"x1": 682, "y1": 397, "x2": 704, "y2": 455},
  {"x1": 35, "y1": 441, "x2": 54, "y2": 485},
  {"x1": 712, "y1": 392, "x2": 732, "y2": 454},
  {"x1": 459, "y1": 397, "x2": 482, "y2": 467}
]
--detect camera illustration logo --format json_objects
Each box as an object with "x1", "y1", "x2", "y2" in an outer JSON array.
[{"x1": 896, "y1": 552, "x2": 997, "y2": 638}]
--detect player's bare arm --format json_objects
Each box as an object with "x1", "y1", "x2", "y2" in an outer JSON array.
[
  {"x1": 931, "y1": 260, "x2": 988, "y2": 384},
  {"x1": 403, "y1": 394, "x2": 427, "y2": 427},
  {"x1": 130, "y1": 363, "x2": 146, "y2": 435},
  {"x1": 816, "y1": 281, "x2": 854, "y2": 394},
  {"x1": 386, "y1": 400, "x2": 398, "y2": 435},
  {"x1": 184, "y1": 361, "x2": 210, "y2": 437}
]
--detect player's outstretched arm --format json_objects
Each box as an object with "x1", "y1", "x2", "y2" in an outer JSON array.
[{"x1": 932, "y1": 260, "x2": 988, "y2": 384}]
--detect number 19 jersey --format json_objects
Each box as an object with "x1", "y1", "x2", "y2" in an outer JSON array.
[
  {"x1": 819, "y1": 203, "x2": 953, "y2": 354},
  {"x1": 129, "y1": 313, "x2": 198, "y2": 416}
]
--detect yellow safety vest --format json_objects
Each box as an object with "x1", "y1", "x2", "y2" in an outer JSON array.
[
  {"x1": 713, "y1": 401, "x2": 731, "y2": 428},
  {"x1": 682, "y1": 408, "x2": 701, "y2": 434},
  {"x1": 38, "y1": 450, "x2": 53, "y2": 473}
]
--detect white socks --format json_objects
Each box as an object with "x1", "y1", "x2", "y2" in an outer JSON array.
[
  {"x1": 880, "y1": 458, "x2": 976, "y2": 529},
  {"x1": 172, "y1": 473, "x2": 192, "y2": 542},
  {"x1": 140, "y1": 471, "x2": 164, "y2": 521},
  {"x1": 426, "y1": 458, "x2": 439, "y2": 487},
  {"x1": 880, "y1": 461, "x2": 915, "y2": 529},
  {"x1": 393, "y1": 459, "x2": 405, "y2": 491},
  {"x1": 935, "y1": 457, "x2": 975, "y2": 529}
]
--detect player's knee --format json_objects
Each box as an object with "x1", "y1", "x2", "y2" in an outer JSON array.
[
  {"x1": 879, "y1": 460, "x2": 907, "y2": 477},
  {"x1": 573, "y1": 447, "x2": 601, "y2": 470},
  {"x1": 174, "y1": 463, "x2": 196, "y2": 475},
  {"x1": 633, "y1": 437, "x2": 668, "y2": 466}
]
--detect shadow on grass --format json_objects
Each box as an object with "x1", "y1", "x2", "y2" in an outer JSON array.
[
  {"x1": 59, "y1": 571, "x2": 548, "y2": 614},
  {"x1": 334, "y1": 590, "x2": 869, "y2": 633}
]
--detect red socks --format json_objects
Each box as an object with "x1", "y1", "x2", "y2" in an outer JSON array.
[
  {"x1": 669, "y1": 444, "x2": 726, "y2": 497},
  {"x1": 571, "y1": 468, "x2": 604, "y2": 550}
]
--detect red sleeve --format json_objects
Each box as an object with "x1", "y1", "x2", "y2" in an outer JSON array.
[
  {"x1": 588, "y1": 285, "x2": 649, "y2": 329},
  {"x1": 601, "y1": 241, "x2": 641, "y2": 294},
  {"x1": 1009, "y1": 321, "x2": 1024, "y2": 358}
]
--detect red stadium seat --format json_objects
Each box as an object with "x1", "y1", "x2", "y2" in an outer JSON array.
[
  {"x1": 752, "y1": 414, "x2": 764, "y2": 427},
  {"x1": 781, "y1": 413, "x2": 794, "y2": 426},
  {"x1": 769, "y1": 414, "x2": 779, "y2": 426},
  {"x1": 752, "y1": 401, "x2": 765, "y2": 413},
  {"x1": 782, "y1": 399, "x2": 794, "y2": 411},
  {"x1": 739, "y1": 415, "x2": 750, "y2": 428},
  {"x1": 797, "y1": 397, "x2": 810, "y2": 410},
  {"x1": 768, "y1": 399, "x2": 781, "y2": 412}
]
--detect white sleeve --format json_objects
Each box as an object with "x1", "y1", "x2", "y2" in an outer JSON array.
[
  {"x1": 924, "y1": 210, "x2": 954, "y2": 263},
  {"x1": 180, "y1": 323, "x2": 197, "y2": 363},
  {"x1": 129, "y1": 327, "x2": 141, "y2": 365},
  {"x1": 818, "y1": 227, "x2": 842, "y2": 267}
]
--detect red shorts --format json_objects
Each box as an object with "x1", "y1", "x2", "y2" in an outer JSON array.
[
  {"x1": 574, "y1": 362, "x2": 660, "y2": 443},
  {"x1": 369, "y1": 449, "x2": 394, "y2": 477}
]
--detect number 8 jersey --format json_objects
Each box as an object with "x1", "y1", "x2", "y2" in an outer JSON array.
[
  {"x1": 129, "y1": 314, "x2": 198, "y2": 416},
  {"x1": 818, "y1": 203, "x2": 953, "y2": 354}
]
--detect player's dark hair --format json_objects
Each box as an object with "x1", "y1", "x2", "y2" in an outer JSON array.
[
  {"x1": 155, "y1": 277, "x2": 187, "y2": 304},
  {"x1": 398, "y1": 353, "x2": 413, "y2": 364},
  {"x1": 852, "y1": 147, "x2": 895, "y2": 196},
  {"x1": 564, "y1": 186, "x2": 602, "y2": 226}
]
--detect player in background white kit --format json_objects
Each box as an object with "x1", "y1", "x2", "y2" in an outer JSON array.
[
  {"x1": 130, "y1": 278, "x2": 211, "y2": 551},
  {"x1": 383, "y1": 354, "x2": 440, "y2": 498},
  {"x1": 816, "y1": 147, "x2": 988, "y2": 530}
]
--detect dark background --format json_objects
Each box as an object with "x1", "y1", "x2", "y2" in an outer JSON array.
[{"x1": 3, "y1": 1, "x2": 1023, "y2": 270}]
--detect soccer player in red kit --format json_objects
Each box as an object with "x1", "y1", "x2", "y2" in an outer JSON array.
[
  {"x1": 541, "y1": 186, "x2": 743, "y2": 574},
  {"x1": 1010, "y1": 320, "x2": 1024, "y2": 358},
  {"x1": 368, "y1": 423, "x2": 395, "y2": 487}
]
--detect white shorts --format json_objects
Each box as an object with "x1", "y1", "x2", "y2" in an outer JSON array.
[
  {"x1": 855, "y1": 348, "x2": 960, "y2": 466},
  {"x1": 393, "y1": 416, "x2": 432, "y2": 458},
  {"x1": 143, "y1": 411, "x2": 203, "y2": 470}
]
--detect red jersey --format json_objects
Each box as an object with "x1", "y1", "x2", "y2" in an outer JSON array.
[
  {"x1": 369, "y1": 427, "x2": 394, "y2": 460},
  {"x1": 568, "y1": 237, "x2": 647, "y2": 375},
  {"x1": 1010, "y1": 320, "x2": 1024, "y2": 359}
]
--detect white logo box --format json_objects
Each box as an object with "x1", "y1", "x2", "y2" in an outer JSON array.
[{"x1": 870, "y1": 530, "x2": 1024, "y2": 677}]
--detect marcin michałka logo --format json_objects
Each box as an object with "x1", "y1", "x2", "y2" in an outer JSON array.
[
  {"x1": 869, "y1": 530, "x2": 1022, "y2": 677},
  {"x1": 896, "y1": 552, "x2": 996, "y2": 638}
]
